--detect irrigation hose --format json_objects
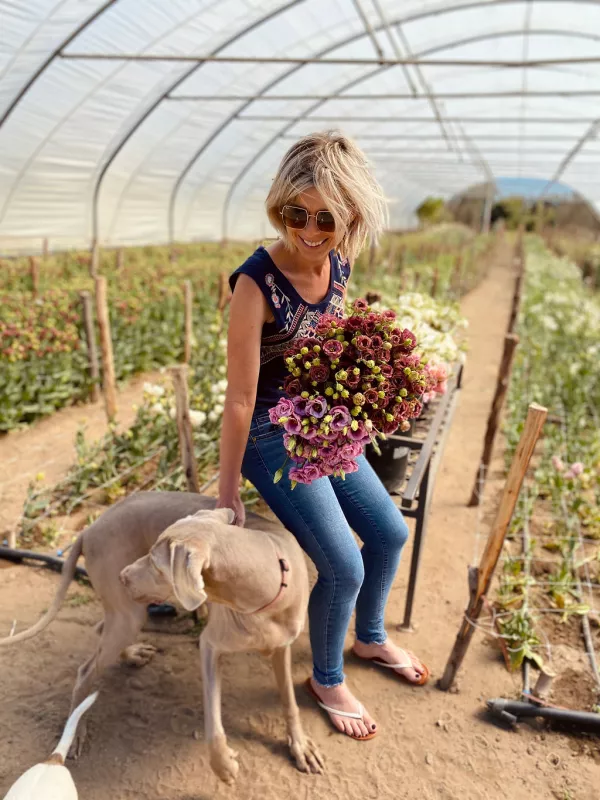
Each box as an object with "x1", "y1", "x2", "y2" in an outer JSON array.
[
  {"x1": 487, "y1": 698, "x2": 600, "y2": 732},
  {"x1": 0, "y1": 546, "x2": 88, "y2": 578}
]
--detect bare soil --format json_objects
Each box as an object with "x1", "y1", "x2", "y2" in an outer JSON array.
[{"x1": 1, "y1": 242, "x2": 600, "y2": 800}]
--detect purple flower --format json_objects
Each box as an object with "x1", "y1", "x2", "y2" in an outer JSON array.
[
  {"x1": 268, "y1": 396, "x2": 295, "y2": 424},
  {"x1": 283, "y1": 416, "x2": 302, "y2": 434},
  {"x1": 306, "y1": 396, "x2": 327, "y2": 418},
  {"x1": 289, "y1": 464, "x2": 324, "y2": 485},
  {"x1": 347, "y1": 421, "x2": 369, "y2": 442},
  {"x1": 293, "y1": 396, "x2": 309, "y2": 415},
  {"x1": 300, "y1": 425, "x2": 319, "y2": 441},
  {"x1": 329, "y1": 406, "x2": 351, "y2": 431},
  {"x1": 340, "y1": 460, "x2": 359, "y2": 475}
]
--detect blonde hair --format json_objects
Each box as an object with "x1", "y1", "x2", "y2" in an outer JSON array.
[{"x1": 266, "y1": 130, "x2": 387, "y2": 264}]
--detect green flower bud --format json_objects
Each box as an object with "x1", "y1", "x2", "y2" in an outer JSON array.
[
  {"x1": 293, "y1": 367, "x2": 301, "y2": 377},
  {"x1": 285, "y1": 436, "x2": 296, "y2": 451},
  {"x1": 372, "y1": 365, "x2": 381, "y2": 374},
  {"x1": 386, "y1": 413, "x2": 394, "y2": 422},
  {"x1": 335, "y1": 369, "x2": 348, "y2": 381},
  {"x1": 301, "y1": 391, "x2": 309, "y2": 399},
  {"x1": 378, "y1": 391, "x2": 385, "y2": 399},
  {"x1": 341, "y1": 389, "x2": 349, "y2": 398},
  {"x1": 324, "y1": 414, "x2": 333, "y2": 423},
  {"x1": 325, "y1": 387, "x2": 334, "y2": 396},
  {"x1": 333, "y1": 392, "x2": 339, "y2": 399},
  {"x1": 383, "y1": 341, "x2": 392, "y2": 350},
  {"x1": 351, "y1": 407, "x2": 361, "y2": 416},
  {"x1": 353, "y1": 367, "x2": 360, "y2": 375},
  {"x1": 400, "y1": 388, "x2": 408, "y2": 397},
  {"x1": 335, "y1": 383, "x2": 343, "y2": 392},
  {"x1": 366, "y1": 360, "x2": 375, "y2": 369},
  {"x1": 373, "y1": 403, "x2": 378, "y2": 409},
  {"x1": 353, "y1": 392, "x2": 366, "y2": 405},
  {"x1": 273, "y1": 468, "x2": 283, "y2": 484},
  {"x1": 304, "y1": 361, "x2": 312, "y2": 369},
  {"x1": 310, "y1": 415, "x2": 318, "y2": 424},
  {"x1": 312, "y1": 357, "x2": 321, "y2": 366},
  {"x1": 351, "y1": 419, "x2": 359, "y2": 431},
  {"x1": 312, "y1": 344, "x2": 321, "y2": 353},
  {"x1": 300, "y1": 347, "x2": 309, "y2": 355}
]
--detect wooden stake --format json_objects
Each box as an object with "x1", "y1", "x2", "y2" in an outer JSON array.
[
  {"x1": 507, "y1": 273, "x2": 522, "y2": 334},
  {"x1": 29, "y1": 256, "x2": 39, "y2": 297},
  {"x1": 468, "y1": 333, "x2": 520, "y2": 506},
  {"x1": 170, "y1": 365, "x2": 200, "y2": 492},
  {"x1": 439, "y1": 403, "x2": 547, "y2": 691},
  {"x1": 183, "y1": 280, "x2": 193, "y2": 363},
  {"x1": 94, "y1": 277, "x2": 117, "y2": 421},
  {"x1": 80, "y1": 291, "x2": 100, "y2": 402}
]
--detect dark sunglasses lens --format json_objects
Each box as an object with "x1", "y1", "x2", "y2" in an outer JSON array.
[
  {"x1": 316, "y1": 211, "x2": 335, "y2": 233},
  {"x1": 282, "y1": 206, "x2": 307, "y2": 229}
]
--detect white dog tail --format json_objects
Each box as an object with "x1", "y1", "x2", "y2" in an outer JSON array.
[
  {"x1": 51, "y1": 692, "x2": 99, "y2": 763},
  {"x1": 0, "y1": 533, "x2": 84, "y2": 647}
]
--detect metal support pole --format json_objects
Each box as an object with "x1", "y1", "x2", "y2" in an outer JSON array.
[{"x1": 399, "y1": 460, "x2": 432, "y2": 631}]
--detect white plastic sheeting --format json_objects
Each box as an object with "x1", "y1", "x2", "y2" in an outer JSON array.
[{"x1": 1, "y1": 0, "x2": 599, "y2": 252}]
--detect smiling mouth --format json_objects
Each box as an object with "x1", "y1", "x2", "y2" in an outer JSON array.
[{"x1": 300, "y1": 237, "x2": 326, "y2": 248}]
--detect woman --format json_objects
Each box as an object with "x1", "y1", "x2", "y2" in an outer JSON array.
[{"x1": 217, "y1": 131, "x2": 428, "y2": 742}]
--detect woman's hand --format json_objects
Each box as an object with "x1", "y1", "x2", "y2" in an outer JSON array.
[{"x1": 217, "y1": 493, "x2": 246, "y2": 527}]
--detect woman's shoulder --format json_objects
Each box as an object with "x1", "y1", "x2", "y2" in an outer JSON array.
[{"x1": 229, "y1": 246, "x2": 272, "y2": 291}]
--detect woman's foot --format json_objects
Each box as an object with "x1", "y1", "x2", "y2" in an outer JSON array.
[
  {"x1": 352, "y1": 639, "x2": 428, "y2": 684},
  {"x1": 308, "y1": 678, "x2": 377, "y2": 739}
]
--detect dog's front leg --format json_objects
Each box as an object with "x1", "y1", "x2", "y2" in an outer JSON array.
[
  {"x1": 200, "y1": 637, "x2": 239, "y2": 784},
  {"x1": 271, "y1": 646, "x2": 324, "y2": 774}
]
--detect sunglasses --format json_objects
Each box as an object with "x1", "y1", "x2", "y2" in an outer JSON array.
[{"x1": 280, "y1": 205, "x2": 336, "y2": 233}]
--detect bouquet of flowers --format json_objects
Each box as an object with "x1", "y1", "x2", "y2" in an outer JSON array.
[{"x1": 268, "y1": 299, "x2": 430, "y2": 487}]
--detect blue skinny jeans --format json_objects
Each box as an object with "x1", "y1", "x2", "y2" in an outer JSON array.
[{"x1": 242, "y1": 410, "x2": 410, "y2": 687}]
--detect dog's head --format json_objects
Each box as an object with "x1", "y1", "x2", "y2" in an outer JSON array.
[{"x1": 119, "y1": 507, "x2": 235, "y2": 610}]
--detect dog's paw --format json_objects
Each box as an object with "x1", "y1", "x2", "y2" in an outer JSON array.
[
  {"x1": 209, "y1": 739, "x2": 240, "y2": 785},
  {"x1": 122, "y1": 643, "x2": 157, "y2": 667},
  {"x1": 289, "y1": 735, "x2": 325, "y2": 774}
]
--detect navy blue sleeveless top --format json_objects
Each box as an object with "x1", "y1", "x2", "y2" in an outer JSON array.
[{"x1": 229, "y1": 246, "x2": 351, "y2": 414}]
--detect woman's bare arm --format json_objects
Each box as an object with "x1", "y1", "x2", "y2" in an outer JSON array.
[{"x1": 217, "y1": 274, "x2": 267, "y2": 526}]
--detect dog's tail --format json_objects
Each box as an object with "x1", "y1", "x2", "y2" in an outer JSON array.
[
  {"x1": 0, "y1": 533, "x2": 84, "y2": 646},
  {"x1": 50, "y1": 691, "x2": 98, "y2": 764}
]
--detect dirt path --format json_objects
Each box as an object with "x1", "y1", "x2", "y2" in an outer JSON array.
[
  {"x1": 1, "y1": 245, "x2": 599, "y2": 800},
  {"x1": 0, "y1": 370, "x2": 162, "y2": 539}
]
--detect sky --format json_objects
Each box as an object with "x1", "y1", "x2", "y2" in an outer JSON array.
[{"x1": 494, "y1": 176, "x2": 575, "y2": 199}]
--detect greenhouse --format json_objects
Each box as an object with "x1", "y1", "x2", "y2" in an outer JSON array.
[
  {"x1": 1, "y1": 0, "x2": 600, "y2": 250},
  {"x1": 1, "y1": 3, "x2": 600, "y2": 800}
]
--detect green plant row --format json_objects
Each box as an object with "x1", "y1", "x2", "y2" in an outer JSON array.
[{"x1": 495, "y1": 237, "x2": 600, "y2": 676}]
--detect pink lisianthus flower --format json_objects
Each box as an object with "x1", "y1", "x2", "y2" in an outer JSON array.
[
  {"x1": 289, "y1": 463, "x2": 323, "y2": 485},
  {"x1": 340, "y1": 442, "x2": 364, "y2": 460},
  {"x1": 268, "y1": 396, "x2": 295, "y2": 424},
  {"x1": 322, "y1": 339, "x2": 344, "y2": 358},
  {"x1": 329, "y1": 405, "x2": 352, "y2": 431},
  {"x1": 551, "y1": 455, "x2": 565, "y2": 472},
  {"x1": 347, "y1": 421, "x2": 369, "y2": 442},
  {"x1": 564, "y1": 461, "x2": 584, "y2": 479},
  {"x1": 300, "y1": 424, "x2": 319, "y2": 440},
  {"x1": 340, "y1": 460, "x2": 359, "y2": 475}
]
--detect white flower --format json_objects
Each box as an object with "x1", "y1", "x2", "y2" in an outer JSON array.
[
  {"x1": 212, "y1": 403, "x2": 224, "y2": 417},
  {"x1": 208, "y1": 409, "x2": 220, "y2": 422},
  {"x1": 150, "y1": 402, "x2": 165, "y2": 415},
  {"x1": 218, "y1": 365, "x2": 227, "y2": 375},
  {"x1": 169, "y1": 407, "x2": 176, "y2": 420},
  {"x1": 143, "y1": 382, "x2": 165, "y2": 397},
  {"x1": 216, "y1": 379, "x2": 228, "y2": 392},
  {"x1": 215, "y1": 393, "x2": 226, "y2": 404},
  {"x1": 189, "y1": 410, "x2": 207, "y2": 428}
]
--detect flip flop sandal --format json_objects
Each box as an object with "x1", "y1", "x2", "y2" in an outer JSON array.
[
  {"x1": 352, "y1": 648, "x2": 430, "y2": 686},
  {"x1": 304, "y1": 678, "x2": 377, "y2": 741}
]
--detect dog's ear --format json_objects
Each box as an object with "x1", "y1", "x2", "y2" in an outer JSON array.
[
  {"x1": 192, "y1": 507, "x2": 235, "y2": 525},
  {"x1": 169, "y1": 541, "x2": 208, "y2": 611}
]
